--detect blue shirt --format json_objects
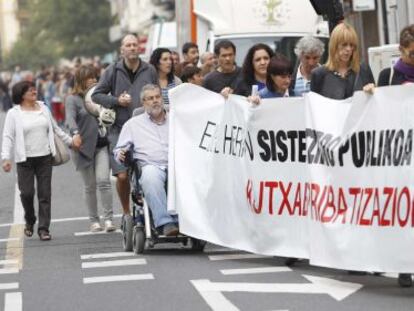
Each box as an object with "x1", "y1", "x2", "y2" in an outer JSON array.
[
  {"x1": 294, "y1": 76, "x2": 311, "y2": 97},
  {"x1": 259, "y1": 87, "x2": 288, "y2": 98}
]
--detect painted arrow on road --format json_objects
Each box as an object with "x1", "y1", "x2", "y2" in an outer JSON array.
[{"x1": 191, "y1": 275, "x2": 363, "y2": 311}]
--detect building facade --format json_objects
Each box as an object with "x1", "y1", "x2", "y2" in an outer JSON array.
[{"x1": 0, "y1": 0, "x2": 20, "y2": 60}]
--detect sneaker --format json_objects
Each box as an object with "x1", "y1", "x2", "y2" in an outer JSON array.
[
  {"x1": 398, "y1": 273, "x2": 413, "y2": 287},
  {"x1": 162, "y1": 223, "x2": 179, "y2": 236},
  {"x1": 90, "y1": 222, "x2": 102, "y2": 232},
  {"x1": 38, "y1": 230, "x2": 51, "y2": 241},
  {"x1": 104, "y1": 220, "x2": 116, "y2": 232}
]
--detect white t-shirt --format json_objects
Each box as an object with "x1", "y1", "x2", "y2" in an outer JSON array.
[{"x1": 21, "y1": 110, "x2": 51, "y2": 157}]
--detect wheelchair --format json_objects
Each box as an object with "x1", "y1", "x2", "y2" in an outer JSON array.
[{"x1": 121, "y1": 147, "x2": 206, "y2": 254}]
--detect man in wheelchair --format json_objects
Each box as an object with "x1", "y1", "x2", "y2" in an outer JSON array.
[{"x1": 113, "y1": 84, "x2": 179, "y2": 237}]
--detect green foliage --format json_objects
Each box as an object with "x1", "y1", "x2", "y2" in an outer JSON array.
[{"x1": 3, "y1": 0, "x2": 116, "y2": 70}]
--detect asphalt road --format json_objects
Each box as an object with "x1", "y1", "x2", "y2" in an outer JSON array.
[{"x1": 0, "y1": 110, "x2": 413, "y2": 311}]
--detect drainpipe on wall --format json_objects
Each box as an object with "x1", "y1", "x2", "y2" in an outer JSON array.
[{"x1": 380, "y1": 0, "x2": 389, "y2": 44}]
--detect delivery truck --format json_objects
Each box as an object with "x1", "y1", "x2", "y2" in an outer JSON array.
[{"x1": 175, "y1": 0, "x2": 330, "y2": 65}]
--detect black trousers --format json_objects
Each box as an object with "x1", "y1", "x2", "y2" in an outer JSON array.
[{"x1": 16, "y1": 155, "x2": 52, "y2": 233}]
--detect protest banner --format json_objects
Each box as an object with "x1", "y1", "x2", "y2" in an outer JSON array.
[{"x1": 169, "y1": 83, "x2": 414, "y2": 272}]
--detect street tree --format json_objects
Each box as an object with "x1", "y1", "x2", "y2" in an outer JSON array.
[{"x1": 3, "y1": 0, "x2": 115, "y2": 69}]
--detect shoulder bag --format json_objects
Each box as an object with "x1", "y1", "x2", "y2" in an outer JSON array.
[{"x1": 52, "y1": 132, "x2": 70, "y2": 166}]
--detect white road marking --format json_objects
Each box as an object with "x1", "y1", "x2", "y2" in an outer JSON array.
[
  {"x1": 208, "y1": 254, "x2": 269, "y2": 261},
  {"x1": 53, "y1": 214, "x2": 122, "y2": 223},
  {"x1": 81, "y1": 258, "x2": 147, "y2": 269},
  {"x1": 5, "y1": 184, "x2": 24, "y2": 270},
  {"x1": 80, "y1": 252, "x2": 135, "y2": 260},
  {"x1": 13, "y1": 184, "x2": 24, "y2": 224},
  {"x1": 192, "y1": 275, "x2": 363, "y2": 310},
  {"x1": 0, "y1": 214, "x2": 122, "y2": 228},
  {"x1": 220, "y1": 267, "x2": 292, "y2": 275},
  {"x1": 0, "y1": 260, "x2": 18, "y2": 266},
  {"x1": 83, "y1": 273, "x2": 154, "y2": 284},
  {"x1": 191, "y1": 280, "x2": 239, "y2": 311},
  {"x1": 0, "y1": 268, "x2": 19, "y2": 275},
  {"x1": 4, "y1": 292, "x2": 22, "y2": 311},
  {"x1": 0, "y1": 238, "x2": 20, "y2": 243},
  {"x1": 74, "y1": 229, "x2": 122, "y2": 236},
  {"x1": 0, "y1": 223, "x2": 20, "y2": 228},
  {"x1": 0, "y1": 283, "x2": 19, "y2": 290}
]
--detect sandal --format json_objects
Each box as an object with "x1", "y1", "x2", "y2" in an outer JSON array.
[
  {"x1": 24, "y1": 224, "x2": 34, "y2": 237},
  {"x1": 38, "y1": 230, "x2": 51, "y2": 241}
]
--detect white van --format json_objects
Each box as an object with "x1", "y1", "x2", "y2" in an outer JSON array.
[{"x1": 176, "y1": 0, "x2": 329, "y2": 65}]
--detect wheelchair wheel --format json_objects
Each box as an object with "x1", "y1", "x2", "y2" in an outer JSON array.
[
  {"x1": 133, "y1": 227, "x2": 145, "y2": 254},
  {"x1": 190, "y1": 238, "x2": 206, "y2": 252},
  {"x1": 122, "y1": 215, "x2": 134, "y2": 251}
]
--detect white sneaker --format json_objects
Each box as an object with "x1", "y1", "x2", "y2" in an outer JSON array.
[
  {"x1": 90, "y1": 222, "x2": 102, "y2": 232},
  {"x1": 104, "y1": 220, "x2": 116, "y2": 232}
]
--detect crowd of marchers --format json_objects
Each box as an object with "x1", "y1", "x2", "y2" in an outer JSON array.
[{"x1": 1, "y1": 22, "x2": 414, "y2": 287}]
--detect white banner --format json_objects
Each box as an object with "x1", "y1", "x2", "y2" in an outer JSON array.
[{"x1": 168, "y1": 83, "x2": 414, "y2": 272}]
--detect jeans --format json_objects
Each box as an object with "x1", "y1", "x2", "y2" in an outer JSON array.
[
  {"x1": 139, "y1": 165, "x2": 177, "y2": 228},
  {"x1": 16, "y1": 154, "x2": 52, "y2": 233},
  {"x1": 79, "y1": 146, "x2": 113, "y2": 222}
]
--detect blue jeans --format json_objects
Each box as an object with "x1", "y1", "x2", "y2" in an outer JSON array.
[{"x1": 139, "y1": 165, "x2": 177, "y2": 228}]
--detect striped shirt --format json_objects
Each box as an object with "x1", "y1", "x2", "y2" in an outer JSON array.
[
  {"x1": 161, "y1": 81, "x2": 177, "y2": 105},
  {"x1": 294, "y1": 66, "x2": 311, "y2": 97}
]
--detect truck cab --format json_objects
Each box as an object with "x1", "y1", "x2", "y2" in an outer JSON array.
[{"x1": 176, "y1": 0, "x2": 329, "y2": 65}]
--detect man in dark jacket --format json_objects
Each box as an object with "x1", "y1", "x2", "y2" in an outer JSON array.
[
  {"x1": 203, "y1": 40, "x2": 241, "y2": 97},
  {"x1": 92, "y1": 34, "x2": 158, "y2": 218}
]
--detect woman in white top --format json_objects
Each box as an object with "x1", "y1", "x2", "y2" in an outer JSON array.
[{"x1": 1, "y1": 81, "x2": 80, "y2": 240}]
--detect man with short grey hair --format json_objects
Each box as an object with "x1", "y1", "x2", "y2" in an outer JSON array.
[
  {"x1": 92, "y1": 34, "x2": 158, "y2": 220},
  {"x1": 292, "y1": 36, "x2": 325, "y2": 96},
  {"x1": 114, "y1": 84, "x2": 179, "y2": 237}
]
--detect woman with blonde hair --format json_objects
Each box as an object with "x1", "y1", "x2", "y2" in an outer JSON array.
[
  {"x1": 310, "y1": 23, "x2": 375, "y2": 99},
  {"x1": 65, "y1": 65, "x2": 115, "y2": 232}
]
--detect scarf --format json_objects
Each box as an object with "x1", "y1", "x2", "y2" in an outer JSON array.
[{"x1": 394, "y1": 59, "x2": 414, "y2": 82}]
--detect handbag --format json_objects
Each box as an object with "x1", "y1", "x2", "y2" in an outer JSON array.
[
  {"x1": 84, "y1": 84, "x2": 116, "y2": 126},
  {"x1": 52, "y1": 133, "x2": 70, "y2": 166}
]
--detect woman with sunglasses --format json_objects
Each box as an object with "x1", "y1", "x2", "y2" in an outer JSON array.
[{"x1": 378, "y1": 24, "x2": 414, "y2": 288}]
